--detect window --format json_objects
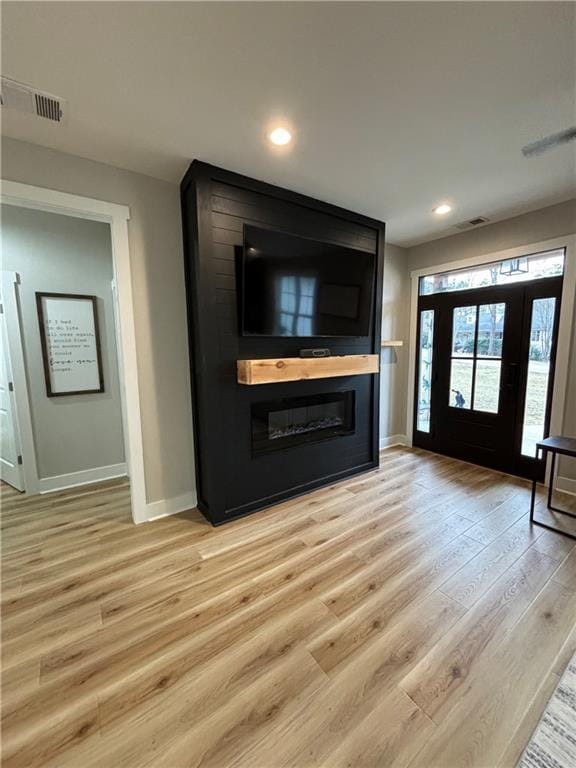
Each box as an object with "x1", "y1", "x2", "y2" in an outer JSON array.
[
  {"x1": 521, "y1": 297, "x2": 556, "y2": 457},
  {"x1": 416, "y1": 309, "x2": 434, "y2": 432},
  {"x1": 449, "y1": 303, "x2": 505, "y2": 413},
  {"x1": 419, "y1": 249, "x2": 564, "y2": 296},
  {"x1": 277, "y1": 275, "x2": 316, "y2": 336}
]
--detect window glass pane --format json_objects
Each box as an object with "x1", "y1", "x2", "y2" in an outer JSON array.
[
  {"x1": 473, "y1": 360, "x2": 502, "y2": 413},
  {"x1": 452, "y1": 306, "x2": 476, "y2": 357},
  {"x1": 296, "y1": 316, "x2": 312, "y2": 336},
  {"x1": 477, "y1": 303, "x2": 505, "y2": 357},
  {"x1": 521, "y1": 298, "x2": 556, "y2": 457},
  {"x1": 299, "y1": 295, "x2": 313, "y2": 315},
  {"x1": 300, "y1": 277, "x2": 315, "y2": 296},
  {"x1": 417, "y1": 310, "x2": 434, "y2": 432},
  {"x1": 450, "y1": 359, "x2": 473, "y2": 409},
  {"x1": 419, "y1": 249, "x2": 565, "y2": 296}
]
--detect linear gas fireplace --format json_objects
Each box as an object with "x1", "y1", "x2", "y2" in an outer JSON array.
[{"x1": 252, "y1": 391, "x2": 355, "y2": 457}]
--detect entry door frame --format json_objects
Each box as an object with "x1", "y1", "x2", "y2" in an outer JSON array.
[
  {"x1": 406, "y1": 235, "x2": 576, "y2": 485},
  {"x1": 0, "y1": 180, "x2": 147, "y2": 524}
]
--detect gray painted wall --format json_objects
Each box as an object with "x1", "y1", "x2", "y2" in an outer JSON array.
[
  {"x1": 2, "y1": 204, "x2": 125, "y2": 479},
  {"x1": 407, "y1": 200, "x2": 576, "y2": 272},
  {"x1": 380, "y1": 243, "x2": 409, "y2": 441},
  {"x1": 2, "y1": 137, "x2": 195, "y2": 504}
]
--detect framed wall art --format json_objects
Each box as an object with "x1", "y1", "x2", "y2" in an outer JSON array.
[{"x1": 36, "y1": 292, "x2": 104, "y2": 396}]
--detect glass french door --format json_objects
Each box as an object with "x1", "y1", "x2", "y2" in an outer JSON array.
[{"x1": 414, "y1": 271, "x2": 563, "y2": 480}]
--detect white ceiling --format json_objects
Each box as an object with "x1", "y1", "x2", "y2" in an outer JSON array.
[{"x1": 2, "y1": 2, "x2": 575, "y2": 245}]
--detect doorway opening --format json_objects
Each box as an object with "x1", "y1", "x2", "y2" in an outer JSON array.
[
  {"x1": 0, "y1": 181, "x2": 146, "y2": 524},
  {"x1": 1, "y1": 207, "x2": 127, "y2": 496},
  {"x1": 413, "y1": 248, "x2": 567, "y2": 480}
]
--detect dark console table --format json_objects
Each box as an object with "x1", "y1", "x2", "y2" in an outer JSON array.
[{"x1": 530, "y1": 436, "x2": 576, "y2": 540}]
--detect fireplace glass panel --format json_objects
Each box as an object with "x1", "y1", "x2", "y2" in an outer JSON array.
[{"x1": 252, "y1": 391, "x2": 355, "y2": 456}]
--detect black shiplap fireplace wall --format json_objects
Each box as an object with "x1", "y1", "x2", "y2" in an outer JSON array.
[{"x1": 181, "y1": 161, "x2": 385, "y2": 525}]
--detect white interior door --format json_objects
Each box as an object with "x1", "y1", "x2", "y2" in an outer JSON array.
[{"x1": 0, "y1": 276, "x2": 25, "y2": 490}]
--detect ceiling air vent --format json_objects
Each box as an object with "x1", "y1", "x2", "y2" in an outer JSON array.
[
  {"x1": 1, "y1": 77, "x2": 65, "y2": 123},
  {"x1": 454, "y1": 216, "x2": 490, "y2": 231}
]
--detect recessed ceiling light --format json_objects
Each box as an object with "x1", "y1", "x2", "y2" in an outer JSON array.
[
  {"x1": 269, "y1": 127, "x2": 292, "y2": 146},
  {"x1": 433, "y1": 203, "x2": 452, "y2": 216}
]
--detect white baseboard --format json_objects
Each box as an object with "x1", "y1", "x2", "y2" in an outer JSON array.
[
  {"x1": 557, "y1": 476, "x2": 576, "y2": 496},
  {"x1": 145, "y1": 491, "x2": 197, "y2": 522},
  {"x1": 39, "y1": 463, "x2": 127, "y2": 494},
  {"x1": 380, "y1": 434, "x2": 409, "y2": 450}
]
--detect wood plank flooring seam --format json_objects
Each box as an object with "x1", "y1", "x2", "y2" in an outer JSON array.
[{"x1": 396, "y1": 678, "x2": 444, "y2": 727}]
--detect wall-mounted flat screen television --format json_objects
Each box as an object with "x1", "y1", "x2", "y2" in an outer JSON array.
[{"x1": 241, "y1": 225, "x2": 376, "y2": 337}]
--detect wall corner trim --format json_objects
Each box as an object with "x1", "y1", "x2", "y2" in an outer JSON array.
[
  {"x1": 379, "y1": 434, "x2": 409, "y2": 450},
  {"x1": 144, "y1": 491, "x2": 198, "y2": 523}
]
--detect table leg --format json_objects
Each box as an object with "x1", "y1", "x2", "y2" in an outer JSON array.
[
  {"x1": 530, "y1": 447, "x2": 539, "y2": 524},
  {"x1": 547, "y1": 450, "x2": 556, "y2": 510},
  {"x1": 530, "y1": 444, "x2": 576, "y2": 540}
]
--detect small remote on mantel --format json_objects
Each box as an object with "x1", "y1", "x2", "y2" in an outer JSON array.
[{"x1": 299, "y1": 349, "x2": 331, "y2": 358}]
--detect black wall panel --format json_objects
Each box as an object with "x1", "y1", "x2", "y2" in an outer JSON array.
[{"x1": 181, "y1": 161, "x2": 385, "y2": 524}]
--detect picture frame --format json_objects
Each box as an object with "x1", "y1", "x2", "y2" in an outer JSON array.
[{"x1": 36, "y1": 292, "x2": 105, "y2": 397}]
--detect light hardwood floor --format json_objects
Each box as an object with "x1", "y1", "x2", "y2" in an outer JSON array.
[{"x1": 2, "y1": 446, "x2": 576, "y2": 768}]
